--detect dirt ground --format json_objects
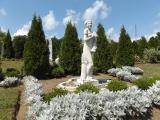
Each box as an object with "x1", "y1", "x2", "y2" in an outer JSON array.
[{"x1": 16, "y1": 73, "x2": 160, "y2": 120}]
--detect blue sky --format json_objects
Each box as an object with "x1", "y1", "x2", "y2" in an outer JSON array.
[{"x1": 0, "y1": 0, "x2": 160, "y2": 41}]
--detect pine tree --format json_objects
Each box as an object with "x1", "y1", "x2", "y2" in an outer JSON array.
[
  {"x1": 132, "y1": 41, "x2": 139, "y2": 55},
  {"x1": 137, "y1": 36, "x2": 148, "y2": 58},
  {"x1": 51, "y1": 37, "x2": 61, "y2": 61},
  {"x1": 116, "y1": 26, "x2": 135, "y2": 66},
  {"x1": 94, "y1": 24, "x2": 113, "y2": 73},
  {"x1": 23, "y1": 15, "x2": 49, "y2": 78},
  {"x1": 3, "y1": 30, "x2": 14, "y2": 58},
  {"x1": 13, "y1": 35, "x2": 26, "y2": 59},
  {"x1": 59, "y1": 22, "x2": 81, "y2": 75},
  {"x1": 148, "y1": 37, "x2": 158, "y2": 49}
]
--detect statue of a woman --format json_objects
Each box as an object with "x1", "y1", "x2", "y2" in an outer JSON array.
[{"x1": 78, "y1": 20, "x2": 97, "y2": 84}]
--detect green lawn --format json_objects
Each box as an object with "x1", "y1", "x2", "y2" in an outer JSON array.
[
  {"x1": 136, "y1": 63, "x2": 160, "y2": 78},
  {"x1": 1, "y1": 60, "x2": 24, "y2": 72},
  {"x1": 0, "y1": 87, "x2": 19, "y2": 120}
]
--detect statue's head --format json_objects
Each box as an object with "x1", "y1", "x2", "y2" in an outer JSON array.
[{"x1": 85, "y1": 20, "x2": 92, "y2": 30}]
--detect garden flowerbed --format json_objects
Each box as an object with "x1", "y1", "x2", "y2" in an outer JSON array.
[{"x1": 24, "y1": 76, "x2": 160, "y2": 120}]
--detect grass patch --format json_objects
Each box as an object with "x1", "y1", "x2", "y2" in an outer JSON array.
[
  {"x1": 1, "y1": 60, "x2": 23, "y2": 73},
  {"x1": 136, "y1": 64, "x2": 160, "y2": 78},
  {"x1": 0, "y1": 87, "x2": 20, "y2": 120}
]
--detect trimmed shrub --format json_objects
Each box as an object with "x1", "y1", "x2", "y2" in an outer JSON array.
[
  {"x1": 76, "y1": 83, "x2": 99, "y2": 94},
  {"x1": 42, "y1": 88, "x2": 68, "y2": 103},
  {"x1": 107, "y1": 80, "x2": 128, "y2": 92},
  {"x1": 133, "y1": 77, "x2": 160, "y2": 90},
  {"x1": 51, "y1": 66, "x2": 65, "y2": 78},
  {"x1": 5, "y1": 68, "x2": 20, "y2": 77}
]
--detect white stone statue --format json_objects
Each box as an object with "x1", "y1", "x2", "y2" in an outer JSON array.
[{"x1": 78, "y1": 20, "x2": 97, "y2": 84}]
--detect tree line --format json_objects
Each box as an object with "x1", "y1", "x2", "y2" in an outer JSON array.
[{"x1": 0, "y1": 15, "x2": 160, "y2": 78}]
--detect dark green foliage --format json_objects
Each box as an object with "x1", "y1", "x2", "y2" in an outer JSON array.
[
  {"x1": 42, "y1": 88, "x2": 68, "y2": 103},
  {"x1": 148, "y1": 37, "x2": 158, "y2": 49},
  {"x1": 5, "y1": 68, "x2": 20, "y2": 77},
  {"x1": 107, "y1": 80, "x2": 128, "y2": 92},
  {"x1": 51, "y1": 66, "x2": 65, "y2": 78},
  {"x1": 76, "y1": 83, "x2": 99, "y2": 93},
  {"x1": 110, "y1": 40, "x2": 118, "y2": 65},
  {"x1": 3, "y1": 30, "x2": 14, "y2": 58},
  {"x1": 132, "y1": 41, "x2": 139, "y2": 55},
  {"x1": 94, "y1": 24, "x2": 113, "y2": 73},
  {"x1": 0, "y1": 31, "x2": 6, "y2": 56},
  {"x1": 0, "y1": 68, "x2": 4, "y2": 81},
  {"x1": 133, "y1": 77, "x2": 160, "y2": 90},
  {"x1": 51, "y1": 37, "x2": 61, "y2": 61},
  {"x1": 137, "y1": 37, "x2": 148, "y2": 58},
  {"x1": 23, "y1": 15, "x2": 50, "y2": 78},
  {"x1": 116, "y1": 26, "x2": 135, "y2": 66},
  {"x1": 59, "y1": 22, "x2": 81, "y2": 75},
  {"x1": 13, "y1": 35, "x2": 26, "y2": 59}
]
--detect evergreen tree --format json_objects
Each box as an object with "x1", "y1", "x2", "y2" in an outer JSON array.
[
  {"x1": 132, "y1": 41, "x2": 139, "y2": 55},
  {"x1": 110, "y1": 40, "x2": 118, "y2": 64},
  {"x1": 51, "y1": 37, "x2": 61, "y2": 61},
  {"x1": 0, "y1": 31, "x2": 6, "y2": 56},
  {"x1": 148, "y1": 37, "x2": 159, "y2": 49},
  {"x1": 116, "y1": 26, "x2": 135, "y2": 66},
  {"x1": 23, "y1": 15, "x2": 49, "y2": 78},
  {"x1": 59, "y1": 22, "x2": 81, "y2": 75},
  {"x1": 13, "y1": 35, "x2": 26, "y2": 59},
  {"x1": 137, "y1": 36, "x2": 148, "y2": 58},
  {"x1": 94, "y1": 24, "x2": 113, "y2": 73},
  {"x1": 3, "y1": 30, "x2": 14, "y2": 58}
]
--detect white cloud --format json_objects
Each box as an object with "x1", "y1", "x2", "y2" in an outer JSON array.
[
  {"x1": 13, "y1": 22, "x2": 31, "y2": 36},
  {"x1": 83, "y1": 0, "x2": 111, "y2": 21},
  {"x1": 106, "y1": 27, "x2": 119, "y2": 42},
  {"x1": 43, "y1": 10, "x2": 59, "y2": 31},
  {"x1": 14, "y1": 10, "x2": 59, "y2": 36},
  {"x1": 63, "y1": 9, "x2": 80, "y2": 25},
  {"x1": 0, "y1": 8, "x2": 7, "y2": 16}
]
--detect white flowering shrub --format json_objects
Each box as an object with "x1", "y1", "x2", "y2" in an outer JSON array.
[
  {"x1": 107, "y1": 68, "x2": 122, "y2": 76},
  {"x1": 122, "y1": 66, "x2": 144, "y2": 75},
  {"x1": 108, "y1": 66, "x2": 143, "y2": 82},
  {"x1": 24, "y1": 76, "x2": 160, "y2": 120},
  {"x1": 0, "y1": 77, "x2": 19, "y2": 87}
]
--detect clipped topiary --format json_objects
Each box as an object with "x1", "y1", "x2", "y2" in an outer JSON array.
[
  {"x1": 76, "y1": 83, "x2": 99, "y2": 93},
  {"x1": 42, "y1": 87, "x2": 68, "y2": 103},
  {"x1": 107, "y1": 80, "x2": 128, "y2": 92}
]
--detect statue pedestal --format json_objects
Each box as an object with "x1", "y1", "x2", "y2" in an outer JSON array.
[
  {"x1": 57, "y1": 77, "x2": 99, "y2": 92},
  {"x1": 57, "y1": 77, "x2": 111, "y2": 92}
]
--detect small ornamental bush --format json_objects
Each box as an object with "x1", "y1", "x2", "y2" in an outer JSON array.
[
  {"x1": 43, "y1": 88, "x2": 68, "y2": 103},
  {"x1": 5, "y1": 68, "x2": 20, "y2": 77},
  {"x1": 107, "y1": 80, "x2": 128, "y2": 92},
  {"x1": 51, "y1": 66, "x2": 65, "y2": 78},
  {"x1": 76, "y1": 83, "x2": 99, "y2": 93},
  {"x1": 133, "y1": 77, "x2": 160, "y2": 90}
]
